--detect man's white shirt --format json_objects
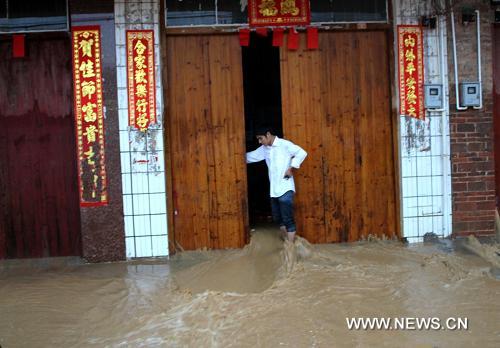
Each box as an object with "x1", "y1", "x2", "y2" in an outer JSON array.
[{"x1": 246, "y1": 137, "x2": 307, "y2": 198}]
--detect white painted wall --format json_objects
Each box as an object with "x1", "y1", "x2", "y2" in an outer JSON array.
[
  {"x1": 115, "y1": 0, "x2": 169, "y2": 257},
  {"x1": 395, "y1": 0, "x2": 452, "y2": 242}
]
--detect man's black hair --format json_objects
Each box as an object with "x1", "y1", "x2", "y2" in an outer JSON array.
[{"x1": 254, "y1": 125, "x2": 275, "y2": 137}]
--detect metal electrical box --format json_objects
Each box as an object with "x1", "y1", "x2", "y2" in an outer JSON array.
[
  {"x1": 424, "y1": 84, "x2": 443, "y2": 109},
  {"x1": 459, "y1": 82, "x2": 481, "y2": 107}
]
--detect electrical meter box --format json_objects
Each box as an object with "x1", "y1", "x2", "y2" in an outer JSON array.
[
  {"x1": 459, "y1": 82, "x2": 481, "y2": 107},
  {"x1": 424, "y1": 84, "x2": 443, "y2": 109}
]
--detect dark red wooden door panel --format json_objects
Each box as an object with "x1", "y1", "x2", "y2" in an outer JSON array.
[{"x1": 0, "y1": 36, "x2": 81, "y2": 258}]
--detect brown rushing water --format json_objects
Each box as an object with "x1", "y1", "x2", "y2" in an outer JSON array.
[{"x1": 0, "y1": 227, "x2": 499, "y2": 347}]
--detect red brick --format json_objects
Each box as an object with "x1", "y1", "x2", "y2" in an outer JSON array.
[
  {"x1": 454, "y1": 230, "x2": 495, "y2": 237},
  {"x1": 452, "y1": 182, "x2": 467, "y2": 192},
  {"x1": 467, "y1": 142, "x2": 483, "y2": 151},
  {"x1": 467, "y1": 181, "x2": 486, "y2": 191},
  {"x1": 486, "y1": 181, "x2": 496, "y2": 190},
  {"x1": 451, "y1": 143, "x2": 468, "y2": 153},
  {"x1": 476, "y1": 122, "x2": 493, "y2": 135},
  {"x1": 460, "y1": 191, "x2": 493, "y2": 198},
  {"x1": 456, "y1": 124, "x2": 475, "y2": 132},
  {"x1": 476, "y1": 201, "x2": 496, "y2": 211},
  {"x1": 465, "y1": 214, "x2": 495, "y2": 221},
  {"x1": 455, "y1": 162, "x2": 476, "y2": 173},
  {"x1": 476, "y1": 161, "x2": 494, "y2": 172},
  {"x1": 468, "y1": 220, "x2": 494, "y2": 231},
  {"x1": 454, "y1": 202, "x2": 477, "y2": 211},
  {"x1": 452, "y1": 221, "x2": 469, "y2": 232}
]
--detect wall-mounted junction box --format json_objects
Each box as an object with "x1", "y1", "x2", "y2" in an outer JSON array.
[
  {"x1": 424, "y1": 84, "x2": 443, "y2": 109},
  {"x1": 459, "y1": 82, "x2": 481, "y2": 107}
]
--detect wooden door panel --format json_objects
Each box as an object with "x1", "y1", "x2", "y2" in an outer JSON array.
[
  {"x1": 280, "y1": 31, "x2": 398, "y2": 242},
  {"x1": 280, "y1": 41, "x2": 326, "y2": 244},
  {"x1": 207, "y1": 36, "x2": 248, "y2": 249},
  {"x1": 0, "y1": 37, "x2": 81, "y2": 258},
  {"x1": 322, "y1": 32, "x2": 360, "y2": 243},
  {"x1": 166, "y1": 34, "x2": 247, "y2": 250},
  {"x1": 358, "y1": 31, "x2": 397, "y2": 239},
  {"x1": 167, "y1": 36, "x2": 210, "y2": 250}
]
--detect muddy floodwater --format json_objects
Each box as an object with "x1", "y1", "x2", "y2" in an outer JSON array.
[{"x1": 1, "y1": 227, "x2": 499, "y2": 347}]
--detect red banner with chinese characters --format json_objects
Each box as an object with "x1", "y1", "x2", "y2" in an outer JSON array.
[
  {"x1": 71, "y1": 26, "x2": 108, "y2": 207},
  {"x1": 126, "y1": 30, "x2": 157, "y2": 131},
  {"x1": 398, "y1": 25, "x2": 425, "y2": 120},
  {"x1": 248, "y1": 0, "x2": 310, "y2": 27}
]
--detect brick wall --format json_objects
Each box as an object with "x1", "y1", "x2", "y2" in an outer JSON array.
[{"x1": 449, "y1": 0, "x2": 496, "y2": 236}]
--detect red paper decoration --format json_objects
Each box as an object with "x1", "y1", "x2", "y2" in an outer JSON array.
[
  {"x1": 12, "y1": 35, "x2": 25, "y2": 58},
  {"x1": 272, "y1": 28, "x2": 284, "y2": 47},
  {"x1": 239, "y1": 28, "x2": 251, "y2": 46},
  {"x1": 288, "y1": 27, "x2": 299, "y2": 50},
  {"x1": 307, "y1": 27, "x2": 318, "y2": 49}
]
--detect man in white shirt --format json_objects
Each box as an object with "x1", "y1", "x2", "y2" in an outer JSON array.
[{"x1": 246, "y1": 126, "x2": 307, "y2": 242}]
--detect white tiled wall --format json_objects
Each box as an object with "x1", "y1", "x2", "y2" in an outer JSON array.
[
  {"x1": 115, "y1": 0, "x2": 169, "y2": 257},
  {"x1": 395, "y1": 0, "x2": 452, "y2": 243}
]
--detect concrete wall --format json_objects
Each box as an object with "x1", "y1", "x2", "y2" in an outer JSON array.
[
  {"x1": 114, "y1": 0, "x2": 169, "y2": 257},
  {"x1": 395, "y1": 0, "x2": 453, "y2": 242}
]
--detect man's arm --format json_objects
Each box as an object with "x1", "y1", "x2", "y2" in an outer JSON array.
[
  {"x1": 246, "y1": 146, "x2": 265, "y2": 163},
  {"x1": 287, "y1": 142, "x2": 307, "y2": 169}
]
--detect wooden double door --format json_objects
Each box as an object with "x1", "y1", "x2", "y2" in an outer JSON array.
[{"x1": 166, "y1": 30, "x2": 399, "y2": 250}]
